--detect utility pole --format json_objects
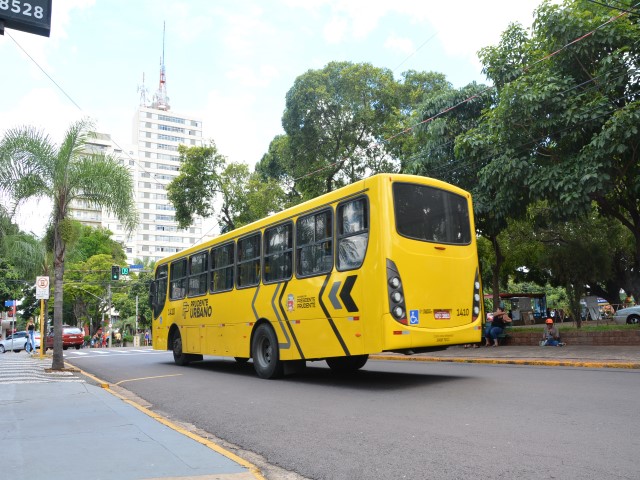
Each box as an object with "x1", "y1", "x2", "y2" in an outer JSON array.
[{"x1": 108, "y1": 283, "x2": 112, "y2": 348}]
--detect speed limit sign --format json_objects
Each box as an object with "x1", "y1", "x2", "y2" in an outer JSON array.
[{"x1": 36, "y1": 276, "x2": 50, "y2": 299}]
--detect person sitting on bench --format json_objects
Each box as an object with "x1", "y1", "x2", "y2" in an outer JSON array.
[{"x1": 485, "y1": 306, "x2": 512, "y2": 347}]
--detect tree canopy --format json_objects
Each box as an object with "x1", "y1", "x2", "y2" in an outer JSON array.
[
  {"x1": 458, "y1": 0, "x2": 640, "y2": 301},
  {"x1": 0, "y1": 118, "x2": 137, "y2": 369}
]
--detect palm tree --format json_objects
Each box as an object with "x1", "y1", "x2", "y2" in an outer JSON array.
[{"x1": 0, "y1": 118, "x2": 137, "y2": 369}]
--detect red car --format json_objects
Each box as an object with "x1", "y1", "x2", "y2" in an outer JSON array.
[{"x1": 46, "y1": 326, "x2": 84, "y2": 350}]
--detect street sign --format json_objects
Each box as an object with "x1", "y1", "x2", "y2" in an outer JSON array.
[
  {"x1": 35, "y1": 276, "x2": 50, "y2": 299},
  {"x1": 121, "y1": 266, "x2": 130, "y2": 276},
  {"x1": 129, "y1": 264, "x2": 144, "y2": 271},
  {"x1": 0, "y1": 0, "x2": 52, "y2": 37}
]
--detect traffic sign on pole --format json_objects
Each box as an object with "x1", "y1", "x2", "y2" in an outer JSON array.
[{"x1": 35, "y1": 276, "x2": 50, "y2": 300}]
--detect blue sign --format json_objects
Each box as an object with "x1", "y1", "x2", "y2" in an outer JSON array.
[
  {"x1": 128, "y1": 264, "x2": 144, "y2": 270},
  {"x1": 4, "y1": 300, "x2": 16, "y2": 307},
  {"x1": 409, "y1": 309, "x2": 419, "y2": 325}
]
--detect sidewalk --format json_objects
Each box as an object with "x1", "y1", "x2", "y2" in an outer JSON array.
[
  {"x1": 0, "y1": 352, "x2": 262, "y2": 480},
  {"x1": 372, "y1": 345, "x2": 640, "y2": 369}
]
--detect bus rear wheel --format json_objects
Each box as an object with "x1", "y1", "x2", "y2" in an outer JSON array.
[
  {"x1": 326, "y1": 354, "x2": 369, "y2": 373},
  {"x1": 251, "y1": 324, "x2": 284, "y2": 379}
]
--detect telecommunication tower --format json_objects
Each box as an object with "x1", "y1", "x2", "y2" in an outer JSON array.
[{"x1": 151, "y1": 22, "x2": 170, "y2": 111}]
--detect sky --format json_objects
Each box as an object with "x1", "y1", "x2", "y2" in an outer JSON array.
[{"x1": 1, "y1": 0, "x2": 548, "y2": 235}]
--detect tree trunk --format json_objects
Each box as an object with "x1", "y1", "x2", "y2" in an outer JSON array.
[
  {"x1": 51, "y1": 225, "x2": 65, "y2": 370},
  {"x1": 567, "y1": 283, "x2": 583, "y2": 329},
  {"x1": 490, "y1": 235, "x2": 505, "y2": 311}
]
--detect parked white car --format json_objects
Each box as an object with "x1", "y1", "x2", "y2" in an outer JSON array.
[
  {"x1": 0, "y1": 331, "x2": 41, "y2": 353},
  {"x1": 612, "y1": 306, "x2": 640, "y2": 325}
]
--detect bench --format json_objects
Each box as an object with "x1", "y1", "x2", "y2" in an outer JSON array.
[
  {"x1": 485, "y1": 322, "x2": 511, "y2": 345},
  {"x1": 498, "y1": 325, "x2": 511, "y2": 345}
]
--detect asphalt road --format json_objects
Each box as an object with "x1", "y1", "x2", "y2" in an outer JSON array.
[{"x1": 65, "y1": 348, "x2": 639, "y2": 480}]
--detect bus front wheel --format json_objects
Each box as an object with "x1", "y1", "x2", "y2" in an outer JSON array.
[
  {"x1": 326, "y1": 354, "x2": 369, "y2": 373},
  {"x1": 172, "y1": 331, "x2": 202, "y2": 366},
  {"x1": 251, "y1": 324, "x2": 284, "y2": 379}
]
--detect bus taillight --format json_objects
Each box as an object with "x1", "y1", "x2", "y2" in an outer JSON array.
[
  {"x1": 472, "y1": 269, "x2": 481, "y2": 322},
  {"x1": 387, "y1": 259, "x2": 407, "y2": 324}
]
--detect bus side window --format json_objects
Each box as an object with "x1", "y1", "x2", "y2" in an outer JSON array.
[
  {"x1": 188, "y1": 251, "x2": 208, "y2": 296},
  {"x1": 170, "y1": 258, "x2": 187, "y2": 300},
  {"x1": 296, "y1": 209, "x2": 333, "y2": 277},
  {"x1": 211, "y1": 242, "x2": 234, "y2": 293},
  {"x1": 337, "y1": 197, "x2": 369, "y2": 271},
  {"x1": 237, "y1": 233, "x2": 261, "y2": 288},
  {"x1": 264, "y1": 222, "x2": 293, "y2": 283}
]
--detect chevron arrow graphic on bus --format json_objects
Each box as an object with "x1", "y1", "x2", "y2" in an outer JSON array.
[{"x1": 327, "y1": 275, "x2": 359, "y2": 312}]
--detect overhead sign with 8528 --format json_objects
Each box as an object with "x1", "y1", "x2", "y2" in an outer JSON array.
[{"x1": 0, "y1": 0, "x2": 52, "y2": 37}]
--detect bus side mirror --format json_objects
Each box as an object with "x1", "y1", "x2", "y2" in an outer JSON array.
[{"x1": 149, "y1": 281, "x2": 157, "y2": 309}]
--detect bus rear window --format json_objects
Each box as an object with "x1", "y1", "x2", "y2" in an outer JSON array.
[{"x1": 393, "y1": 183, "x2": 471, "y2": 245}]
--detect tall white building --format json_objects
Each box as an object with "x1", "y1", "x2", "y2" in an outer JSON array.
[{"x1": 71, "y1": 52, "x2": 207, "y2": 265}]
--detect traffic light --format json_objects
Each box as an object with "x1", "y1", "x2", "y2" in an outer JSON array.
[{"x1": 111, "y1": 265, "x2": 120, "y2": 280}]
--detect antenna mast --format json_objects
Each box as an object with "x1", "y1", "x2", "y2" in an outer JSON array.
[
  {"x1": 151, "y1": 22, "x2": 170, "y2": 111},
  {"x1": 137, "y1": 72, "x2": 148, "y2": 106}
]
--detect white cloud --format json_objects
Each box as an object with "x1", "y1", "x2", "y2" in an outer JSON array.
[
  {"x1": 384, "y1": 34, "x2": 415, "y2": 55},
  {"x1": 200, "y1": 89, "x2": 282, "y2": 166},
  {"x1": 0, "y1": 88, "x2": 83, "y2": 144},
  {"x1": 323, "y1": 16, "x2": 348, "y2": 44},
  {"x1": 226, "y1": 64, "x2": 281, "y2": 88}
]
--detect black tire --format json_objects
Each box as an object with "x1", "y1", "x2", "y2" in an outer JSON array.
[
  {"x1": 172, "y1": 331, "x2": 192, "y2": 366},
  {"x1": 251, "y1": 323, "x2": 284, "y2": 379},
  {"x1": 326, "y1": 354, "x2": 369, "y2": 373},
  {"x1": 234, "y1": 357, "x2": 249, "y2": 364},
  {"x1": 75, "y1": 344, "x2": 81, "y2": 350},
  {"x1": 0, "y1": 345, "x2": 5, "y2": 353},
  {"x1": 627, "y1": 314, "x2": 640, "y2": 325}
]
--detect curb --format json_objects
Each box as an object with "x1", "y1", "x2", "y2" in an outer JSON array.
[{"x1": 370, "y1": 355, "x2": 640, "y2": 369}]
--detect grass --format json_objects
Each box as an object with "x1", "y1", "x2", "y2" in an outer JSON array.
[{"x1": 510, "y1": 322, "x2": 640, "y2": 333}]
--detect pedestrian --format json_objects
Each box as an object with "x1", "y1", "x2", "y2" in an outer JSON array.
[
  {"x1": 26, "y1": 318, "x2": 37, "y2": 354},
  {"x1": 144, "y1": 330, "x2": 150, "y2": 346},
  {"x1": 540, "y1": 318, "x2": 564, "y2": 346},
  {"x1": 485, "y1": 306, "x2": 512, "y2": 347}
]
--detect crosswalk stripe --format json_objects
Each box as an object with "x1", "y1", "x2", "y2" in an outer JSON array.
[{"x1": 0, "y1": 353, "x2": 85, "y2": 385}]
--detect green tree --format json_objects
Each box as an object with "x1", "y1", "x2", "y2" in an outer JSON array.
[
  {"x1": 462, "y1": 0, "x2": 640, "y2": 302},
  {"x1": 168, "y1": 144, "x2": 287, "y2": 232},
  {"x1": 281, "y1": 61, "x2": 399, "y2": 198},
  {"x1": 166, "y1": 144, "x2": 226, "y2": 229},
  {"x1": 66, "y1": 224, "x2": 127, "y2": 265},
  {"x1": 501, "y1": 202, "x2": 622, "y2": 325},
  {"x1": 0, "y1": 119, "x2": 137, "y2": 369},
  {"x1": 0, "y1": 206, "x2": 50, "y2": 324},
  {"x1": 111, "y1": 269, "x2": 153, "y2": 331},
  {"x1": 216, "y1": 163, "x2": 288, "y2": 232},
  {"x1": 384, "y1": 70, "x2": 451, "y2": 167},
  {"x1": 64, "y1": 253, "x2": 116, "y2": 334}
]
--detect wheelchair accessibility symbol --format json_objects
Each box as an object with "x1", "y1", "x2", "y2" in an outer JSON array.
[{"x1": 409, "y1": 309, "x2": 419, "y2": 325}]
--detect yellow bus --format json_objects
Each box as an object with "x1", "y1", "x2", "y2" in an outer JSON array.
[{"x1": 149, "y1": 173, "x2": 483, "y2": 378}]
